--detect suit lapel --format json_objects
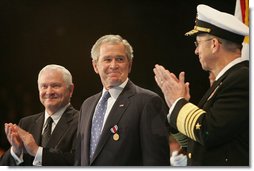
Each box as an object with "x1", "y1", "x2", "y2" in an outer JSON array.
[
  {"x1": 46, "y1": 106, "x2": 75, "y2": 148},
  {"x1": 198, "y1": 80, "x2": 222, "y2": 107},
  {"x1": 198, "y1": 61, "x2": 249, "y2": 107},
  {"x1": 30, "y1": 113, "x2": 44, "y2": 145},
  {"x1": 90, "y1": 81, "x2": 135, "y2": 163}
]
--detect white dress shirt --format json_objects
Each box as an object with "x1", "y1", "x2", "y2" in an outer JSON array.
[{"x1": 95, "y1": 78, "x2": 128, "y2": 132}]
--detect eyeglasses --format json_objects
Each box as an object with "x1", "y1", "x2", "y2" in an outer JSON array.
[{"x1": 194, "y1": 38, "x2": 213, "y2": 48}]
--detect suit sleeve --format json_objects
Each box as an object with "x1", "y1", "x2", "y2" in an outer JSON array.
[
  {"x1": 169, "y1": 68, "x2": 249, "y2": 148},
  {"x1": 0, "y1": 149, "x2": 18, "y2": 166},
  {"x1": 140, "y1": 95, "x2": 170, "y2": 165}
]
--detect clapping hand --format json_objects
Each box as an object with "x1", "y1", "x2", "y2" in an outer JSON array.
[{"x1": 4, "y1": 123, "x2": 23, "y2": 156}]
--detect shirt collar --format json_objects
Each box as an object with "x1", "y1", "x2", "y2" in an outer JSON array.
[
  {"x1": 44, "y1": 103, "x2": 70, "y2": 124},
  {"x1": 215, "y1": 57, "x2": 247, "y2": 81},
  {"x1": 102, "y1": 78, "x2": 128, "y2": 99}
]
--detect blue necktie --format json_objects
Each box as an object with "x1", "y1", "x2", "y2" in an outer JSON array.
[{"x1": 90, "y1": 91, "x2": 110, "y2": 160}]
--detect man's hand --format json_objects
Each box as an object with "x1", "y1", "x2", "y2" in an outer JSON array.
[
  {"x1": 15, "y1": 125, "x2": 39, "y2": 157},
  {"x1": 4, "y1": 123, "x2": 23, "y2": 156},
  {"x1": 170, "y1": 151, "x2": 187, "y2": 166},
  {"x1": 153, "y1": 64, "x2": 190, "y2": 107}
]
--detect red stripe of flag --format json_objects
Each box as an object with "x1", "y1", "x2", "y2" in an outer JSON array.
[{"x1": 240, "y1": 0, "x2": 246, "y2": 22}]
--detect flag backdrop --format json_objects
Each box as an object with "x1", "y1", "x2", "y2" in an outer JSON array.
[{"x1": 234, "y1": 0, "x2": 249, "y2": 60}]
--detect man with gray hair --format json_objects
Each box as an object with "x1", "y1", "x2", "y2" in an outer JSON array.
[
  {"x1": 0, "y1": 64, "x2": 79, "y2": 166},
  {"x1": 154, "y1": 4, "x2": 249, "y2": 166},
  {"x1": 75, "y1": 35, "x2": 170, "y2": 166}
]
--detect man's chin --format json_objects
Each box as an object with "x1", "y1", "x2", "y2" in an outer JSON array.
[
  {"x1": 108, "y1": 81, "x2": 122, "y2": 88},
  {"x1": 45, "y1": 103, "x2": 59, "y2": 110}
]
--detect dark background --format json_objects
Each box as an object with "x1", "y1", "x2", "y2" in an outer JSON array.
[{"x1": 0, "y1": 0, "x2": 236, "y2": 151}]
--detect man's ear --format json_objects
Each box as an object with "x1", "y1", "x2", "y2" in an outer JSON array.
[
  {"x1": 92, "y1": 60, "x2": 99, "y2": 74},
  {"x1": 128, "y1": 61, "x2": 132, "y2": 73},
  {"x1": 211, "y1": 38, "x2": 221, "y2": 53}
]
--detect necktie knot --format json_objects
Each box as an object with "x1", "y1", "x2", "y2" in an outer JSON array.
[
  {"x1": 45, "y1": 116, "x2": 53, "y2": 126},
  {"x1": 101, "y1": 91, "x2": 110, "y2": 101}
]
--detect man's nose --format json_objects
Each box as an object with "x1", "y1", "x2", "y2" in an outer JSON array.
[
  {"x1": 46, "y1": 86, "x2": 54, "y2": 93},
  {"x1": 109, "y1": 59, "x2": 118, "y2": 68}
]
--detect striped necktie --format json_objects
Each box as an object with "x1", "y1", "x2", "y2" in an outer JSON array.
[{"x1": 41, "y1": 116, "x2": 53, "y2": 147}]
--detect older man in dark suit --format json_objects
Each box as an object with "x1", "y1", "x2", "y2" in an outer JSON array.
[
  {"x1": 75, "y1": 35, "x2": 170, "y2": 166},
  {"x1": 0, "y1": 64, "x2": 79, "y2": 166}
]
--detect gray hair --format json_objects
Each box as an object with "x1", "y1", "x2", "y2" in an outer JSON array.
[
  {"x1": 204, "y1": 34, "x2": 243, "y2": 52},
  {"x1": 217, "y1": 37, "x2": 243, "y2": 52},
  {"x1": 91, "y1": 34, "x2": 134, "y2": 61},
  {"x1": 38, "y1": 64, "x2": 73, "y2": 89}
]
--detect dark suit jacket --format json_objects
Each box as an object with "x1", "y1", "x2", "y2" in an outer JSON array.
[
  {"x1": 75, "y1": 80, "x2": 170, "y2": 166},
  {"x1": 170, "y1": 61, "x2": 249, "y2": 166},
  {"x1": 0, "y1": 105, "x2": 79, "y2": 166}
]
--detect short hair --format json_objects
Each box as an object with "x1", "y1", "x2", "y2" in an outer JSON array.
[
  {"x1": 200, "y1": 33, "x2": 243, "y2": 52},
  {"x1": 91, "y1": 34, "x2": 134, "y2": 61},
  {"x1": 38, "y1": 64, "x2": 73, "y2": 89},
  {"x1": 217, "y1": 37, "x2": 243, "y2": 52}
]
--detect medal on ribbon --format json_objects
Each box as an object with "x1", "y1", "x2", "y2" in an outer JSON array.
[{"x1": 110, "y1": 125, "x2": 119, "y2": 141}]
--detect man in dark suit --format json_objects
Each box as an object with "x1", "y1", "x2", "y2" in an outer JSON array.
[
  {"x1": 75, "y1": 35, "x2": 170, "y2": 166},
  {"x1": 0, "y1": 64, "x2": 79, "y2": 166},
  {"x1": 154, "y1": 4, "x2": 249, "y2": 166}
]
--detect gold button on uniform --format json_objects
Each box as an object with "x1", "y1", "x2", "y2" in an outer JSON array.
[{"x1": 188, "y1": 153, "x2": 192, "y2": 159}]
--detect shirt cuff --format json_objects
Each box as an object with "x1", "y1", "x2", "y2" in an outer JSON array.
[
  {"x1": 33, "y1": 146, "x2": 43, "y2": 166},
  {"x1": 167, "y1": 97, "x2": 184, "y2": 123},
  {"x1": 10, "y1": 146, "x2": 23, "y2": 165}
]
